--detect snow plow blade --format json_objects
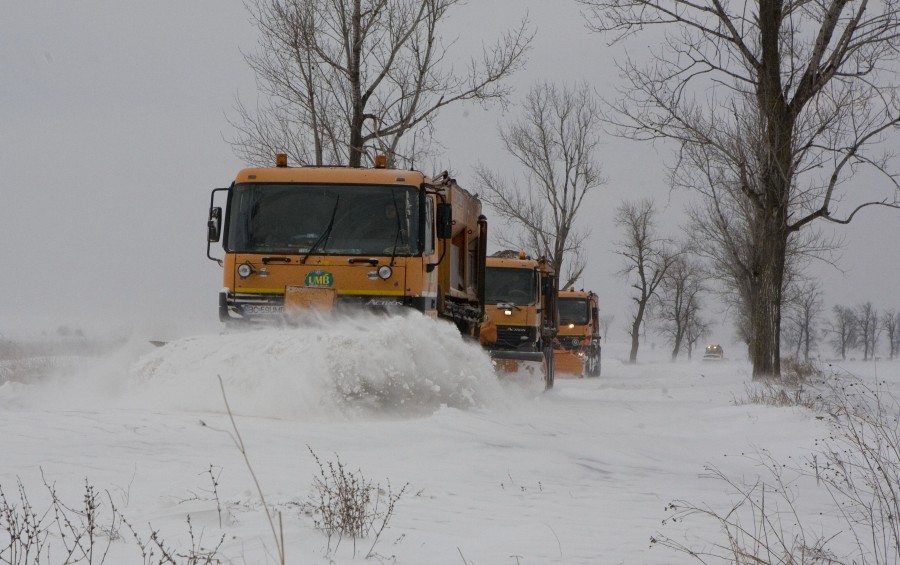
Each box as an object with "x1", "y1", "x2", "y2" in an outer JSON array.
[
  {"x1": 554, "y1": 350, "x2": 585, "y2": 377},
  {"x1": 488, "y1": 350, "x2": 545, "y2": 363},
  {"x1": 489, "y1": 350, "x2": 549, "y2": 385}
]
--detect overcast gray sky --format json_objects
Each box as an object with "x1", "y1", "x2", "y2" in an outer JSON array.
[{"x1": 3, "y1": 1, "x2": 897, "y2": 347}]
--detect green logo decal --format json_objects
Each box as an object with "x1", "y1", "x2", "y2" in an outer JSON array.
[{"x1": 305, "y1": 270, "x2": 334, "y2": 288}]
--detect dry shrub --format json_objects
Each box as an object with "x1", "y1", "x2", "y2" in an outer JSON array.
[
  {"x1": 655, "y1": 372, "x2": 900, "y2": 565},
  {"x1": 652, "y1": 461, "x2": 841, "y2": 565},
  {"x1": 0, "y1": 473, "x2": 224, "y2": 565},
  {"x1": 737, "y1": 359, "x2": 826, "y2": 410},
  {"x1": 304, "y1": 446, "x2": 408, "y2": 558}
]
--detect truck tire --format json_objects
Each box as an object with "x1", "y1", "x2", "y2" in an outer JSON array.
[
  {"x1": 588, "y1": 347, "x2": 602, "y2": 377},
  {"x1": 543, "y1": 345, "x2": 555, "y2": 389}
]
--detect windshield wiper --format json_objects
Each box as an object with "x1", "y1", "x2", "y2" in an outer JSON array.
[{"x1": 302, "y1": 197, "x2": 340, "y2": 265}]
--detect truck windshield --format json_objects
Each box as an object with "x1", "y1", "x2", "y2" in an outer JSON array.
[
  {"x1": 226, "y1": 183, "x2": 420, "y2": 256},
  {"x1": 558, "y1": 298, "x2": 590, "y2": 325},
  {"x1": 485, "y1": 267, "x2": 536, "y2": 305}
]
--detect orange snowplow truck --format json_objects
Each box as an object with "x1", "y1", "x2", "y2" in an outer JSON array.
[
  {"x1": 481, "y1": 252, "x2": 559, "y2": 388},
  {"x1": 555, "y1": 289, "x2": 601, "y2": 377},
  {"x1": 206, "y1": 154, "x2": 488, "y2": 336}
]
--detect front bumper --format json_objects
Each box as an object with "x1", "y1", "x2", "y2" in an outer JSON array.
[{"x1": 219, "y1": 289, "x2": 435, "y2": 322}]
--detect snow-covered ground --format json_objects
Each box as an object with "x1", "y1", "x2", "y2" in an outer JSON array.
[{"x1": 0, "y1": 312, "x2": 896, "y2": 564}]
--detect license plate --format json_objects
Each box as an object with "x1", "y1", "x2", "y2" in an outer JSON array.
[{"x1": 243, "y1": 304, "x2": 284, "y2": 315}]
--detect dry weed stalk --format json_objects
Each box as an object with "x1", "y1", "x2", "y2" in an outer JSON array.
[
  {"x1": 215, "y1": 375, "x2": 284, "y2": 565},
  {"x1": 304, "y1": 446, "x2": 408, "y2": 558}
]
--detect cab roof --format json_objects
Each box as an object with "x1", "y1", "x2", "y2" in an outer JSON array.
[
  {"x1": 559, "y1": 289, "x2": 596, "y2": 299},
  {"x1": 235, "y1": 166, "x2": 427, "y2": 186},
  {"x1": 486, "y1": 256, "x2": 540, "y2": 269}
]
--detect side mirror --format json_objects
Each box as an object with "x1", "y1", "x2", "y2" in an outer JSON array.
[
  {"x1": 207, "y1": 207, "x2": 222, "y2": 242},
  {"x1": 436, "y1": 203, "x2": 452, "y2": 239}
]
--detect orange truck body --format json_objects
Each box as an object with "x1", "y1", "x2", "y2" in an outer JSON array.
[
  {"x1": 206, "y1": 157, "x2": 487, "y2": 335},
  {"x1": 481, "y1": 253, "x2": 558, "y2": 388},
  {"x1": 555, "y1": 289, "x2": 601, "y2": 377}
]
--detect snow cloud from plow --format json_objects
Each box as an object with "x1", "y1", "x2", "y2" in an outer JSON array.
[{"x1": 128, "y1": 312, "x2": 520, "y2": 419}]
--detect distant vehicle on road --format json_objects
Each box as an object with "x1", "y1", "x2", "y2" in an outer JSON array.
[{"x1": 703, "y1": 344, "x2": 724, "y2": 361}]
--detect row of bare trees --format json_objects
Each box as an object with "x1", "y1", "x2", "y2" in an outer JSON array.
[
  {"x1": 613, "y1": 199, "x2": 712, "y2": 363},
  {"x1": 611, "y1": 198, "x2": 900, "y2": 366},
  {"x1": 828, "y1": 303, "x2": 900, "y2": 361},
  {"x1": 577, "y1": 0, "x2": 900, "y2": 379}
]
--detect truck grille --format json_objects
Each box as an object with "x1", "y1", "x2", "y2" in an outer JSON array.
[{"x1": 494, "y1": 326, "x2": 537, "y2": 350}]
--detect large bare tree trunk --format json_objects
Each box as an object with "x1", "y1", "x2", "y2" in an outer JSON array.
[
  {"x1": 747, "y1": 6, "x2": 793, "y2": 378},
  {"x1": 348, "y1": 0, "x2": 365, "y2": 167},
  {"x1": 629, "y1": 302, "x2": 646, "y2": 363},
  {"x1": 670, "y1": 322, "x2": 686, "y2": 361},
  {"x1": 747, "y1": 226, "x2": 787, "y2": 378}
]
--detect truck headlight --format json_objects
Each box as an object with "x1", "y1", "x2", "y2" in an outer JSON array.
[
  {"x1": 377, "y1": 265, "x2": 393, "y2": 280},
  {"x1": 237, "y1": 263, "x2": 253, "y2": 279}
]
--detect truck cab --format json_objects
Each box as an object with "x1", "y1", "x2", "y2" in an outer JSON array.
[
  {"x1": 481, "y1": 252, "x2": 558, "y2": 388},
  {"x1": 555, "y1": 289, "x2": 601, "y2": 377},
  {"x1": 207, "y1": 155, "x2": 488, "y2": 336}
]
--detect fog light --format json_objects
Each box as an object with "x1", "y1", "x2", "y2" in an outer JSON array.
[
  {"x1": 237, "y1": 263, "x2": 253, "y2": 279},
  {"x1": 377, "y1": 265, "x2": 393, "y2": 279}
]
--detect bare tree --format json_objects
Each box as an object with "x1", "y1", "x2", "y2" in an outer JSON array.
[
  {"x1": 828, "y1": 304, "x2": 858, "y2": 361},
  {"x1": 855, "y1": 302, "x2": 880, "y2": 361},
  {"x1": 476, "y1": 81, "x2": 606, "y2": 289},
  {"x1": 231, "y1": 0, "x2": 532, "y2": 168},
  {"x1": 684, "y1": 315, "x2": 711, "y2": 360},
  {"x1": 599, "y1": 314, "x2": 615, "y2": 341},
  {"x1": 615, "y1": 199, "x2": 678, "y2": 363},
  {"x1": 654, "y1": 252, "x2": 706, "y2": 361},
  {"x1": 884, "y1": 309, "x2": 900, "y2": 360},
  {"x1": 682, "y1": 100, "x2": 837, "y2": 376},
  {"x1": 579, "y1": 0, "x2": 900, "y2": 378},
  {"x1": 782, "y1": 280, "x2": 824, "y2": 362}
]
